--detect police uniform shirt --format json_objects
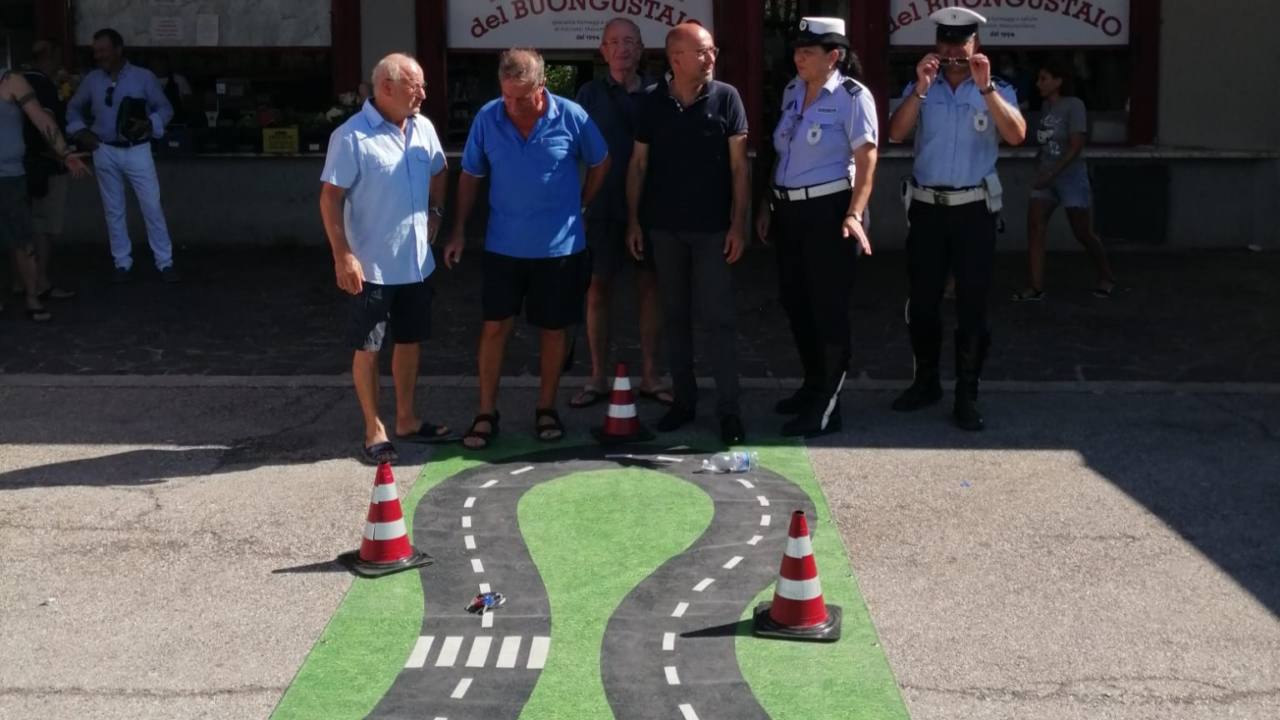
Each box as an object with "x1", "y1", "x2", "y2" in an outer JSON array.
[
  {"x1": 773, "y1": 72, "x2": 878, "y2": 189},
  {"x1": 901, "y1": 76, "x2": 1017, "y2": 188}
]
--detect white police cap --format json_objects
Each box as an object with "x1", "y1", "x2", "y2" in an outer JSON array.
[
  {"x1": 796, "y1": 16, "x2": 849, "y2": 48},
  {"x1": 930, "y1": 7, "x2": 986, "y2": 43}
]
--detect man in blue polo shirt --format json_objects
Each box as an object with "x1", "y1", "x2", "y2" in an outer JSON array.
[
  {"x1": 443, "y1": 48, "x2": 609, "y2": 450},
  {"x1": 320, "y1": 53, "x2": 452, "y2": 465}
]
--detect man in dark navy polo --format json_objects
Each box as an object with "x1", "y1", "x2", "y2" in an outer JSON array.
[{"x1": 626, "y1": 21, "x2": 751, "y2": 445}]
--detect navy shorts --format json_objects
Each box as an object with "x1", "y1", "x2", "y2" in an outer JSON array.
[
  {"x1": 0, "y1": 177, "x2": 33, "y2": 251},
  {"x1": 481, "y1": 250, "x2": 589, "y2": 329},
  {"x1": 1031, "y1": 168, "x2": 1092, "y2": 209},
  {"x1": 347, "y1": 279, "x2": 434, "y2": 351}
]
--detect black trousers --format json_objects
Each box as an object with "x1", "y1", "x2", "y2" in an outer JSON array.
[
  {"x1": 905, "y1": 200, "x2": 997, "y2": 353},
  {"x1": 774, "y1": 189, "x2": 859, "y2": 387}
]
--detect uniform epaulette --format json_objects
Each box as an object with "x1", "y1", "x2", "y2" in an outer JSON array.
[
  {"x1": 993, "y1": 76, "x2": 1013, "y2": 89},
  {"x1": 841, "y1": 78, "x2": 862, "y2": 96},
  {"x1": 785, "y1": 80, "x2": 798, "y2": 93}
]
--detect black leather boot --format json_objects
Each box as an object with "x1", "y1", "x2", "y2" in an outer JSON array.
[
  {"x1": 892, "y1": 320, "x2": 943, "y2": 411},
  {"x1": 782, "y1": 345, "x2": 847, "y2": 437},
  {"x1": 775, "y1": 386, "x2": 820, "y2": 415},
  {"x1": 953, "y1": 331, "x2": 990, "y2": 431}
]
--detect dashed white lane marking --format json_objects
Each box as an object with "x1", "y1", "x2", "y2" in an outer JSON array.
[
  {"x1": 496, "y1": 636, "x2": 522, "y2": 668},
  {"x1": 450, "y1": 677, "x2": 472, "y2": 699},
  {"x1": 735, "y1": 478, "x2": 754, "y2": 489},
  {"x1": 405, "y1": 635, "x2": 434, "y2": 668},
  {"x1": 747, "y1": 534, "x2": 764, "y2": 546},
  {"x1": 692, "y1": 578, "x2": 715, "y2": 592},
  {"x1": 671, "y1": 602, "x2": 689, "y2": 618},
  {"x1": 432, "y1": 716, "x2": 447, "y2": 720},
  {"x1": 655, "y1": 455, "x2": 683, "y2": 463},
  {"x1": 664, "y1": 666, "x2": 681, "y2": 685},
  {"x1": 461, "y1": 516, "x2": 472, "y2": 528},
  {"x1": 471, "y1": 558, "x2": 485, "y2": 573},
  {"x1": 510, "y1": 465, "x2": 534, "y2": 476},
  {"x1": 760, "y1": 514, "x2": 772, "y2": 527},
  {"x1": 464, "y1": 496, "x2": 477, "y2": 508},
  {"x1": 481, "y1": 612, "x2": 494, "y2": 629},
  {"x1": 757, "y1": 495, "x2": 770, "y2": 507},
  {"x1": 679, "y1": 704, "x2": 700, "y2": 720},
  {"x1": 435, "y1": 636, "x2": 463, "y2": 667},
  {"x1": 481, "y1": 479, "x2": 500, "y2": 488},
  {"x1": 465, "y1": 636, "x2": 493, "y2": 667},
  {"x1": 464, "y1": 535, "x2": 477, "y2": 550},
  {"x1": 479, "y1": 582, "x2": 491, "y2": 594},
  {"x1": 662, "y1": 632, "x2": 676, "y2": 651},
  {"x1": 527, "y1": 636, "x2": 551, "y2": 669},
  {"x1": 666, "y1": 445, "x2": 690, "y2": 451},
  {"x1": 722, "y1": 556, "x2": 744, "y2": 570}
]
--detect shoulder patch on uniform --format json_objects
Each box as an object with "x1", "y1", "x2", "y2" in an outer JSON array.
[
  {"x1": 842, "y1": 78, "x2": 862, "y2": 96},
  {"x1": 993, "y1": 77, "x2": 1013, "y2": 89},
  {"x1": 785, "y1": 80, "x2": 798, "y2": 93}
]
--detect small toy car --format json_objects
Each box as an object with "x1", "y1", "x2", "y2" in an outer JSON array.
[{"x1": 465, "y1": 591, "x2": 506, "y2": 614}]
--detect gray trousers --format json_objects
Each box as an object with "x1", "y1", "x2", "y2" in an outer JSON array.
[{"x1": 648, "y1": 228, "x2": 740, "y2": 417}]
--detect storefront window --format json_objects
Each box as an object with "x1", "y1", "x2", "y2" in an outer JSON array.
[
  {"x1": 887, "y1": 48, "x2": 1131, "y2": 143},
  {"x1": 93, "y1": 47, "x2": 338, "y2": 154}
]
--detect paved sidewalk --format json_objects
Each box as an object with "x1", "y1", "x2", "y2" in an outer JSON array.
[{"x1": 1, "y1": 247, "x2": 1277, "y2": 382}]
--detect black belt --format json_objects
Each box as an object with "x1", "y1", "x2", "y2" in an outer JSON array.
[{"x1": 104, "y1": 139, "x2": 149, "y2": 148}]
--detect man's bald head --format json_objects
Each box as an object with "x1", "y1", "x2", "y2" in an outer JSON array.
[
  {"x1": 665, "y1": 21, "x2": 716, "y2": 85},
  {"x1": 665, "y1": 21, "x2": 711, "y2": 54}
]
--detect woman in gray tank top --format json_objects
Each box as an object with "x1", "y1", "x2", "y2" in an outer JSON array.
[{"x1": 1013, "y1": 57, "x2": 1117, "y2": 301}]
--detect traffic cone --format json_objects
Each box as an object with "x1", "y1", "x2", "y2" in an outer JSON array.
[
  {"x1": 752, "y1": 510, "x2": 842, "y2": 641},
  {"x1": 591, "y1": 362, "x2": 654, "y2": 445},
  {"x1": 337, "y1": 462, "x2": 434, "y2": 578}
]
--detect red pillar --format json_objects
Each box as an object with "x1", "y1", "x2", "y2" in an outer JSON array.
[
  {"x1": 416, "y1": 0, "x2": 449, "y2": 134},
  {"x1": 1128, "y1": 0, "x2": 1160, "y2": 145},
  {"x1": 331, "y1": 0, "x2": 362, "y2": 96},
  {"x1": 713, "y1": 0, "x2": 763, "y2": 149},
  {"x1": 850, "y1": 0, "x2": 891, "y2": 137},
  {"x1": 33, "y1": 0, "x2": 72, "y2": 66}
]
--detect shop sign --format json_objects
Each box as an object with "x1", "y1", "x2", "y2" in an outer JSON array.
[
  {"x1": 889, "y1": 0, "x2": 1129, "y2": 46},
  {"x1": 449, "y1": 0, "x2": 714, "y2": 49}
]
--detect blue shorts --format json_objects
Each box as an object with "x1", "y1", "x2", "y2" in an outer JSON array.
[{"x1": 1030, "y1": 169, "x2": 1092, "y2": 209}]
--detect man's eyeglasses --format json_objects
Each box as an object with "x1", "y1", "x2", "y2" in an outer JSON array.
[
  {"x1": 105, "y1": 82, "x2": 116, "y2": 107},
  {"x1": 937, "y1": 57, "x2": 972, "y2": 68},
  {"x1": 604, "y1": 38, "x2": 640, "y2": 49},
  {"x1": 679, "y1": 46, "x2": 718, "y2": 60},
  {"x1": 399, "y1": 79, "x2": 426, "y2": 93}
]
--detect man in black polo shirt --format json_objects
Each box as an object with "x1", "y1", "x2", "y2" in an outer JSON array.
[{"x1": 626, "y1": 21, "x2": 750, "y2": 445}]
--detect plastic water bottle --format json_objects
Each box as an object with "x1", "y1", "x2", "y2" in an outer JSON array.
[{"x1": 700, "y1": 450, "x2": 758, "y2": 473}]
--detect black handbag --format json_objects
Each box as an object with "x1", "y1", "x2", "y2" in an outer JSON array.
[{"x1": 116, "y1": 96, "x2": 151, "y2": 141}]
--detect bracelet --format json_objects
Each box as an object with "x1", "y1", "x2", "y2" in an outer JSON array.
[
  {"x1": 429, "y1": 206, "x2": 444, "y2": 218},
  {"x1": 914, "y1": 91, "x2": 928, "y2": 100},
  {"x1": 846, "y1": 211, "x2": 863, "y2": 223}
]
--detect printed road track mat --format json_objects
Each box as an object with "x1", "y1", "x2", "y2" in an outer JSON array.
[{"x1": 271, "y1": 437, "x2": 907, "y2": 720}]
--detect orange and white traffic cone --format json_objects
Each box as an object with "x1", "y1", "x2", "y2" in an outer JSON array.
[
  {"x1": 338, "y1": 462, "x2": 434, "y2": 578},
  {"x1": 591, "y1": 362, "x2": 654, "y2": 445},
  {"x1": 752, "y1": 510, "x2": 842, "y2": 641}
]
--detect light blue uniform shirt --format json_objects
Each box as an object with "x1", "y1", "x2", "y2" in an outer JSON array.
[
  {"x1": 461, "y1": 91, "x2": 608, "y2": 259},
  {"x1": 66, "y1": 62, "x2": 172, "y2": 141},
  {"x1": 320, "y1": 100, "x2": 447, "y2": 285},
  {"x1": 902, "y1": 76, "x2": 1018, "y2": 188},
  {"x1": 772, "y1": 72, "x2": 878, "y2": 188}
]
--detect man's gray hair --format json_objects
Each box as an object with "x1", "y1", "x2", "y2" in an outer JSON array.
[
  {"x1": 371, "y1": 53, "x2": 420, "y2": 86},
  {"x1": 603, "y1": 17, "x2": 642, "y2": 40},
  {"x1": 498, "y1": 48, "x2": 545, "y2": 86}
]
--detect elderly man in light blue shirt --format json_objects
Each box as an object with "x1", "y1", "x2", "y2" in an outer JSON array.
[
  {"x1": 320, "y1": 53, "x2": 452, "y2": 465},
  {"x1": 66, "y1": 28, "x2": 176, "y2": 283}
]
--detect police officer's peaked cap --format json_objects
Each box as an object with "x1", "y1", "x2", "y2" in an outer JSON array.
[
  {"x1": 930, "y1": 7, "x2": 986, "y2": 43},
  {"x1": 795, "y1": 17, "x2": 849, "y2": 49}
]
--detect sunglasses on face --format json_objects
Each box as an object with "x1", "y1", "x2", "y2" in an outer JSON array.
[{"x1": 937, "y1": 57, "x2": 972, "y2": 68}]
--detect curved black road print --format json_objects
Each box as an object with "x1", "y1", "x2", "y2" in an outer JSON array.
[{"x1": 367, "y1": 445, "x2": 816, "y2": 720}]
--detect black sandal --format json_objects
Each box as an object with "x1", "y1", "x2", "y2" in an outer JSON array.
[
  {"x1": 535, "y1": 407, "x2": 565, "y2": 442},
  {"x1": 462, "y1": 412, "x2": 500, "y2": 451}
]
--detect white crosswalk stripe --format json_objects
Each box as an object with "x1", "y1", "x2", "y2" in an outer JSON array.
[{"x1": 407, "y1": 634, "x2": 553, "y2": 671}]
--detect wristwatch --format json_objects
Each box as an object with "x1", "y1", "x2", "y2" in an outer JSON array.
[{"x1": 979, "y1": 83, "x2": 997, "y2": 95}]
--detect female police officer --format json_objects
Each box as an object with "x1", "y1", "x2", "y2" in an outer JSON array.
[
  {"x1": 755, "y1": 17, "x2": 878, "y2": 438},
  {"x1": 886, "y1": 8, "x2": 1025, "y2": 431}
]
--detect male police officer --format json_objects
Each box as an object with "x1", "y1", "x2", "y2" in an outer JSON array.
[{"x1": 887, "y1": 7, "x2": 1025, "y2": 431}]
